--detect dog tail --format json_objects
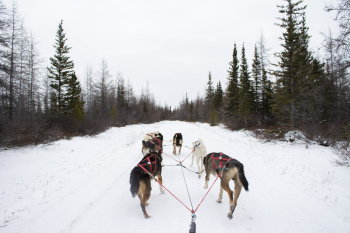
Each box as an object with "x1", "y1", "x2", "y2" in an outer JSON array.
[
  {"x1": 228, "y1": 159, "x2": 249, "y2": 191},
  {"x1": 238, "y1": 164, "x2": 249, "y2": 191},
  {"x1": 130, "y1": 166, "x2": 142, "y2": 197}
]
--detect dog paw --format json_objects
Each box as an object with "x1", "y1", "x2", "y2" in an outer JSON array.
[
  {"x1": 230, "y1": 203, "x2": 236, "y2": 212},
  {"x1": 203, "y1": 185, "x2": 208, "y2": 189},
  {"x1": 160, "y1": 187, "x2": 165, "y2": 194},
  {"x1": 198, "y1": 174, "x2": 201, "y2": 179},
  {"x1": 216, "y1": 199, "x2": 222, "y2": 203},
  {"x1": 227, "y1": 213, "x2": 233, "y2": 219}
]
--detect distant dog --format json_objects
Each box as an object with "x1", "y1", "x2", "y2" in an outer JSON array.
[
  {"x1": 173, "y1": 133, "x2": 183, "y2": 155},
  {"x1": 190, "y1": 139, "x2": 207, "y2": 178},
  {"x1": 142, "y1": 131, "x2": 163, "y2": 156},
  {"x1": 203, "y1": 152, "x2": 249, "y2": 219},
  {"x1": 130, "y1": 151, "x2": 165, "y2": 218}
]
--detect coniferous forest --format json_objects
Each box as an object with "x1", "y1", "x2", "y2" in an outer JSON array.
[{"x1": 1, "y1": 0, "x2": 350, "y2": 153}]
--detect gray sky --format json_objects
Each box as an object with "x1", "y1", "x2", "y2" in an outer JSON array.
[{"x1": 5, "y1": 0, "x2": 339, "y2": 108}]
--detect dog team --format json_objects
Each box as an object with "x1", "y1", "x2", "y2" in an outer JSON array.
[{"x1": 130, "y1": 131, "x2": 249, "y2": 219}]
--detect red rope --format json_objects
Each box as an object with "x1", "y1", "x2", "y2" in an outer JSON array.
[
  {"x1": 181, "y1": 149, "x2": 194, "y2": 163},
  {"x1": 139, "y1": 161, "x2": 221, "y2": 214},
  {"x1": 142, "y1": 138, "x2": 221, "y2": 214},
  {"x1": 154, "y1": 179, "x2": 193, "y2": 213},
  {"x1": 193, "y1": 174, "x2": 220, "y2": 213}
]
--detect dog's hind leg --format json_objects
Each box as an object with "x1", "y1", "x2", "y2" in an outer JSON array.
[
  {"x1": 173, "y1": 145, "x2": 176, "y2": 155},
  {"x1": 216, "y1": 184, "x2": 224, "y2": 203},
  {"x1": 196, "y1": 156, "x2": 201, "y2": 178},
  {"x1": 140, "y1": 192, "x2": 151, "y2": 218},
  {"x1": 138, "y1": 180, "x2": 152, "y2": 218},
  {"x1": 190, "y1": 153, "x2": 194, "y2": 167},
  {"x1": 227, "y1": 179, "x2": 242, "y2": 219},
  {"x1": 203, "y1": 173, "x2": 210, "y2": 189},
  {"x1": 157, "y1": 174, "x2": 165, "y2": 193},
  {"x1": 179, "y1": 145, "x2": 182, "y2": 154}
]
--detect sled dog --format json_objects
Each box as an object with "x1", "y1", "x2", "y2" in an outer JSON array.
[
  {"x1": 172, "y1": 133, "x2": 183, "y2": 155},
  {"x1": 203, "y1": 152, "x2": 249, "y2": 219},
  {"x1": 142, "y1": 131, "x2": 163, "y2": 156},
  {"x1": 130, "y1": 151, "x2": 165, "y2": 218},
  {"x1": 190, "y1": 139, "x2": 207, "y2": 178}
]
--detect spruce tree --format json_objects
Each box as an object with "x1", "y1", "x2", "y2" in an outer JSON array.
[
  {"x1": 238, "y1": 44, "x2": 253, "y2": 128},
  {"x1": 65, "y1": 72, "x2": 84, "y2": 120},
  {"x1": 205, "y1": 71, "x2": 214, "y2": 109},
  {"x1": 213, "y1": 80, "x2": 224, "y2": 111},
  {"x1": 47, "y1": 20, "x2": 74, "y2": 113},
  {"x1": 261, "y1": 68, "x2": 274, "y2": 123},
  {"x1": 251, "y1": 44, "x2": 262, "y2": 121},
  {"x1": 225, "y1": 44, "x2": 240, "y2": 117},
  {"x1": 273, "y1": 0, "x2": 311, "y2": 128}
]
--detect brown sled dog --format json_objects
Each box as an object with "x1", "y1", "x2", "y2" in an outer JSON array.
[
  {"x1": 203, "y1": 152, "x2": 249, "y2": 219},
  {"x1": 130, "y1": 151, "x2": 165, "y2": 218},
  {"x1": 173, "y1": 133, "x2": 183, "y2": 155}
]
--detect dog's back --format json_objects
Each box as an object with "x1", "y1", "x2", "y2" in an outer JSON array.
[
  {"x1": 195, "y1": 138, "x2": 207, "y2": 156},
  {"x1": 173, "y1": 133, "x2": 183, "y2": 146}
]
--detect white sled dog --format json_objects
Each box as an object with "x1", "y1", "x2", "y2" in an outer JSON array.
[{"x1": 190, "y1": 139, "x2": 207, "y2": 178}]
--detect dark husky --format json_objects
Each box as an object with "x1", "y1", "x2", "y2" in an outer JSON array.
[
  {"x1": 142, "y1": 132, "x2": 163, "y2": 156},
  {"x1": 203, "y1": 152, "x2": 249, "y2": 219},
  {"x1": 172, "y1": 133, "x2": 183, "y2": 155},
  {"x1": 130, "y1": 151, "x2": 165, "y2": 218}
]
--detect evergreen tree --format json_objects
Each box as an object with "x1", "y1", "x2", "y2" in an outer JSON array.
[
  {"x1": 225, "y1": 43, "x2": 240, "y2": 117},
  {"x1": 273, "y1": 0, "x2": 311, "y2": 128},
  {"x1": 205, "y1": 71, "x2": 214, "y2": 109},
  {"x1": 238, "y1": 44, "x2": 253, "y2": 128},
  {"x1": 65, "y1": 72, "x2": 84, "y2": 120},
  {"x1": 110, "y1": 105, "x2": 118, "y2": 124},
  {"x1": 261, "y1": 68, "x2": 274, "y2": 123},
  {"x1": 47, "y1": 20, "x2": 74, "y2": 113},
  {"x1": 213, "y1": 80, "x2": 224, "y2": 111},
  {"x1": 251, "y1": 44, "x2": 262, "y2": 121}
]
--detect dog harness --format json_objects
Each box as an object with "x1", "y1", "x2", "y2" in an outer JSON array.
[
  {"x1": 147, "y1": 134, "x2": 162, "y2": 150},
  {"x1": 194, "y1": 141, "x2": 200, "y2": 150},
  {"x1": 138, "y1": 154, "x2": 158, "y2": 175},
  {"x1": 211, "y1": 153, "x2": 231, "y2": 173}
]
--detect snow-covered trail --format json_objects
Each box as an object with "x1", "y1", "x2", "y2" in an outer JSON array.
[{"x1": 0, "y1": 121, "x2": 349, "y2": 233}]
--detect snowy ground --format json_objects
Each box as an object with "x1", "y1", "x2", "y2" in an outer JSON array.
[{"x1": 0, "y1": 121, "x2": 349, "y2": 233}]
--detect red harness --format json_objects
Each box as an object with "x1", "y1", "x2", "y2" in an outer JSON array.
[
  {"x1": 211, "y1": 153, "x2": 231, "y2": 172},
  {"x1": 137, "y1": 154, "x2": 158, "y2": 175},
  {"x1": 147, "y1": 134, "x2": 162, "y2": 150}
]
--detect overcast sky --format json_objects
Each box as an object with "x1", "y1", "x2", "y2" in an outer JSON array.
[{"x1": 4, "y1": 0, "x2": 339, "y2": 108}]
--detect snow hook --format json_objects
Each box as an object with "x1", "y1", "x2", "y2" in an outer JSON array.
[{"x1": 189, "y1": 213, "x2": 196, "y2": 233}]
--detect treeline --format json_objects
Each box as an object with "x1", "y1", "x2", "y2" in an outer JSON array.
[
  {"x1": 0, "y1": 1, "x2": 171, "y2": 147},
  {"x1": 1, "y1": 0, "x2": 350, "y2": 148},
  {"x1": 173, "y1": 0, "x2": 350, "y2": 144}
]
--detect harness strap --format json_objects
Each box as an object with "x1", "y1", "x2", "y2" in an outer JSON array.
[
  {"x1": 193, "y1": 141, "x2": 200, "y2": 150},
  {"x1": 138, "y1": 164, "x2": 156, "y2": 180},
  {"x1": 211, "y1": 153, "x2": 231, "y2": 173},
  {"x1": 138, "y1": 155, "x2": 157, "y2": 175},
  {"x1": 173, "y1": 134, "x2": 177, "y2": 144}
]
